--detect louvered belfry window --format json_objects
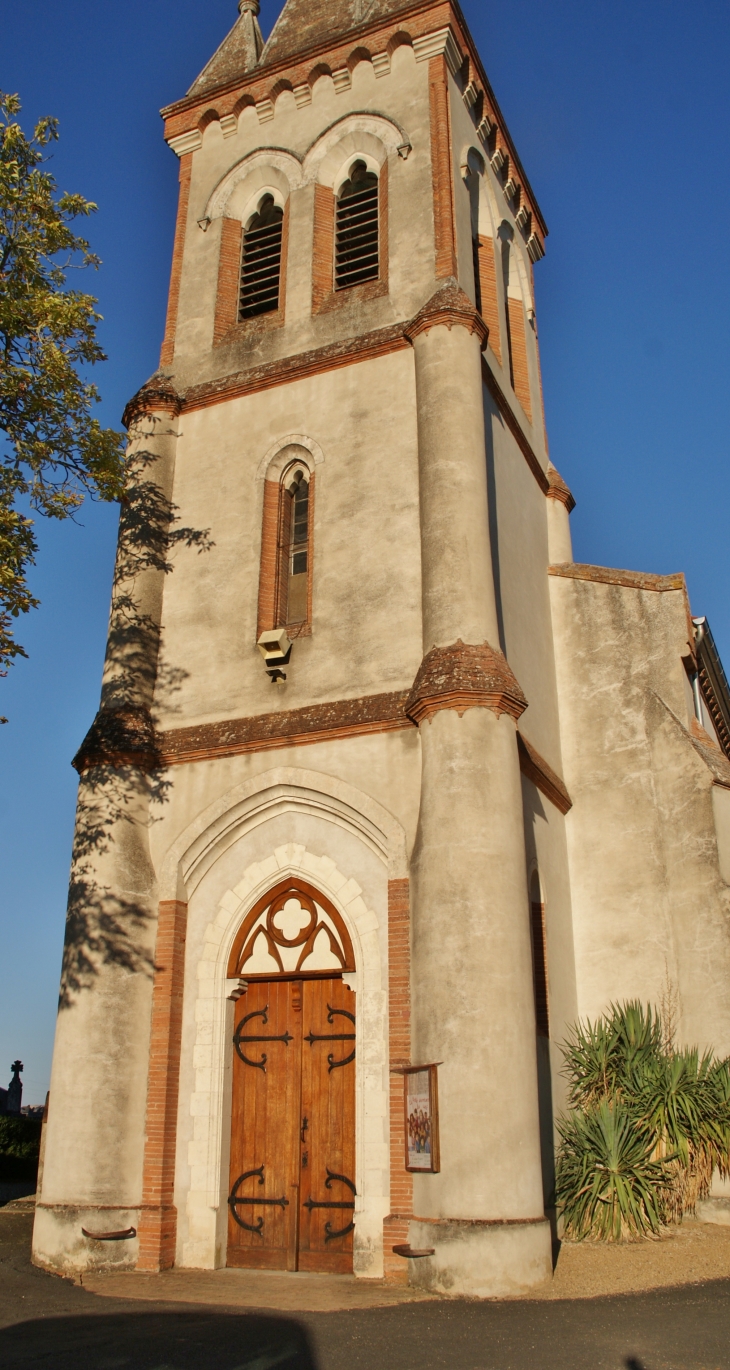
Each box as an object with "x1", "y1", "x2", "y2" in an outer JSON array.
[
  {"x1": 335, "y1": 160, "x2": 379, "y2": 291},
  {"x1": 239, "y1": 194, "x2": 284, "y2": 320}
]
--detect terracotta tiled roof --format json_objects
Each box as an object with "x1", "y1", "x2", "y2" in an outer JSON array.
[{"x1": 260, "y1": 0, "x2": 419, "y2": 68}]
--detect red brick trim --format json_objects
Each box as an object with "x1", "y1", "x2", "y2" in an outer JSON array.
[
  {"x1": 137, "y1": 900, "x2": 188, "y2": 1271},
  {"x1": 429, "y1": 55, "x2": 457, "y2": 280},
  {"x1": 507, "y1": 296, "x2": 532, "y2": 422},
  {"x1": 477, "y1": 235, "x2": 502, "y2": 365},
  {"x1": 312, "y1": 183, "x2": 335, "y2": 312},
  {"x1": 406, "y1": 640, "x2": 528, "y2": 725},
  {"x1": 213, "y1": 218, "x2": 243, "y2": 344},
  {"x1": 406, "y1": 280, "x2": 488, "y2": 346},
  {"x1": 257, "y1": 468, "x2": 316, "y2": 639},
  {"x1": 257, "y1": 479, "x2": 280, "y2": 638},
  {"x1": 72, "y1": 706, "x2": 160, "y2": 775},
  {"x1": 548, "y1": 563, "x2": 685, "y2": 593},
  {"x1": 313, "y1": 160, "x2": 390, "y2": 315},
  {"x1": 546, "y1": 463, "x2": 576, "y2": 514},
  {"x1": 517, "y1": 733, "x2": 572, "y2": 815},
  {"x1": 158, "y1": 690, "x2": 413, "y2": 767},
  {"x1": 160, "y1": 154, "x2": 192, "y2": 368},
  {"x1": 384, "y1": 878, "x2": 412, "y2": 1284},
  {"x1": 215, "y1": 203, "x2": 290, "y2": 346},
  {"x1": 184, "y1": 323, "x2": 411, "y2": 413}
]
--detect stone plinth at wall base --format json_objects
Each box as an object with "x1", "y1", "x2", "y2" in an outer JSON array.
[
  {"x1": 406, "y1": 1218, "x2": 552, "y2": 1298},
  {"x1": 137, "y1": 1204, "x2": 178, "y2": 1271},
  {"x1": 32, "y1": 1204, "x2": 140, "y2": 1274},
  {"x1": 696, "y1": 1198, "x2": 730, "y2": 1227}
]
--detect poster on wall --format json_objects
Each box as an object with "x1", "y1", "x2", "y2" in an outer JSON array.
[{"x1": 404, "y1": 1064, "x2": 440, "y2": 1173}]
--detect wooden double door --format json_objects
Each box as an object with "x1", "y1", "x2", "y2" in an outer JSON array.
[{"x1": 227, "y1": 976, "x2": 356, "y2": 1273}]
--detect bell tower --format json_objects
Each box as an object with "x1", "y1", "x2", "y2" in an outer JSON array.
[{"x1": 34, "y1": 0, "x2": 568, "y2": 1297}]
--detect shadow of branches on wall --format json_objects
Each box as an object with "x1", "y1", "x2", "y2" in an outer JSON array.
[{"x1": 58, "y1": 410, "x2": 213, "y2": 1007}]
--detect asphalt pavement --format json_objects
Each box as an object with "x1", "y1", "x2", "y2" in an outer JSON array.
[{"x1": 2, "y1": 1210, "x2": 729, "y2": 1370}]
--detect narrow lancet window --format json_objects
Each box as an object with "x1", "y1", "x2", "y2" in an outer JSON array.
[
  {"x1": 239, "y1": 194, "x2": 284, "y2": 319},
  {"x1": 335, "y1": 160, "x2": 379, "y2": 290},
  {"x1": 530, "y1": 874, "x2": 550, "y2": 1039},
  {"x1": 285, "y1": 470, "x2": 309, "y2": 624}
]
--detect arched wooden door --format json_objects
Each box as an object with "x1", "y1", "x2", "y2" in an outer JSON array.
[{"x1": 226, "y1": 880, "x2": 356, "y2": 1273}]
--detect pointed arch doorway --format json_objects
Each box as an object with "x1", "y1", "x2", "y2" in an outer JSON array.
[{"x1": 226, "y1": 878, "x2": 356, "y2": 1273}]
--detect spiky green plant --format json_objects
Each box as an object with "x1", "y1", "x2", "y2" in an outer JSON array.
[
  {"x1": 557, "y1": 1002, "x2": 730, "y2": 1240},
  {"x1": 556, "y1": 1098, "x2": 672, "y2": 1241}
]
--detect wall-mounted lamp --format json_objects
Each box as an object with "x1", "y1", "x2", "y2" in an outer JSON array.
[
  {"x1": 257, "y1": 628, "x2": 292, "y2": 684},
  {"x1": 197, "y1": 216, "x2": 211, "y2": 232}
]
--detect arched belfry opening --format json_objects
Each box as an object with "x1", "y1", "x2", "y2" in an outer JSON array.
[{"x1": 226, "y1": 880, "x2": 357, "y2": 1273}]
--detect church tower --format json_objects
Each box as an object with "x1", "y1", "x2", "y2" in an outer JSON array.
[{"x1": 33, "y1": 0, "x2": 730, "y2": 1296}]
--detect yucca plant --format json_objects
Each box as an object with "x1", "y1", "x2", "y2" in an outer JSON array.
[
  {"x1": 556, "y1": 1001, "x2": 730, "y2": 1240},
  {"x1": 556, "y1": 1097, "x2": 673, "y2": 1240}
]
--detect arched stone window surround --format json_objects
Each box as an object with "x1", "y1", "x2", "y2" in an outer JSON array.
[
  {"x1": 158, "y1": 768, "x2": 406, "y2": 1276},
  {"x1": 156, "y1": 766, "x2": 407, "y2": 903},
  {"x1": 256, "y1": 434, "x2": 324, "y2": 484},
  {"x1": 204, "y1": 148, "x2": 303, "y2": 225},
  {"x1": 306, "y1": 116, "x2": 404, "y2": 312},
  {"x1": 207, "y1": 154, "x2": 300, "y2": 344},
  {"x1": 303, "y1": 112, "x2": 409, "y2": 189}
]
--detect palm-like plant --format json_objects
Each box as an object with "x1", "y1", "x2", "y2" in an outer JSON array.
[
  {"x1": 556, "y1": 1002, "x2": 730, "y2": 1240},
  {"x1": 556, "y1": 1098, "x2": 672, "y2": 1240}
]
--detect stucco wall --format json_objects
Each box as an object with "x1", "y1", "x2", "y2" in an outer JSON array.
[{"x1": 550, "y1": 573, "x2": 730, "y2": 1055}]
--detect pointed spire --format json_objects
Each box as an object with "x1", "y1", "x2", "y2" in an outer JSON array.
[
  {"x1": 187, "y1": 0, "x2": 264, "y2": 97},
  {"x1": 238, "y1": 0, "x2": 264, "y2": 71}
]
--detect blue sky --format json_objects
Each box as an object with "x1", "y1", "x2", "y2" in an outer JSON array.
[{"x1": 1, "y1": 0, "x2": 728, "y2": 1104}]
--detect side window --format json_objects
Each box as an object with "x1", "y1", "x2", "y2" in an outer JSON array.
[
  {"x1": 530, "y1": 873, "x2": 550, "y2": 1039},
  {"x1": 258, "y1": 459, "x2": 314, "y2": 641},
  {"x1": 335, "y1": 160, "x2": 379, "y2": 290},
  {"x1": 499, "y1": 223, "x2": 532, "y2": 420},
  {"x1": 283, "y1": 470, "x2": 310, "y2": 625},
  {"x1": 240, "y1": 193, "x2": 284, "y2": 319}
]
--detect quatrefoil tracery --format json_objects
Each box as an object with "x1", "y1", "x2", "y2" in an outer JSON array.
[{"x1": 229, "y1": 879, "x2": 356, "y2": 979}]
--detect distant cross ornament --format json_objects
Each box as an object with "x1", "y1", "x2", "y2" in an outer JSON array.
[{"x1": 6, "y1": 1060, "x2": 23, "y2": 1115}]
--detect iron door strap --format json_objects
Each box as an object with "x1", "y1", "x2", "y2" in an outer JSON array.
[
  {"x1": 304, "y1": 1168, "x2": 356, "y2": 1242},
  {"x1": 233, "y1": 1006, "x2": 293, "y2": 1072},
  {"x1": 228, "y1": 1166, "x2": 290, "y2": 1236},
  {"x1": 304, "y1": 1004, "x2": 356, "y2": 1072}
]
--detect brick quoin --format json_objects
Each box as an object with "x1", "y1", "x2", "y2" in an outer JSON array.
[
  {"x1": 429, "y1": 56, "x2": 457, "y2": 280},
  {"x1": 137, "y1": 900, "x2": 188, "y2": 1271},
  {"x1": 257, "y1": 479, "x2": 281, "y2": 637},
  {"x1": 383, "y1": 878, "x2": 413, "y2": 1284},
  {"x1": 213, "y1": 218, "x2": 243, "y2": 343},
  {"x1": 507, "y1": 296, "x2": 533, "y2": 421},
  {"x1": 477, "y1": 235, "x2": 502, "y2": 365},
  {"x1": 312, "y1": 183, "x2": 335, "y2": 312},
  {"x1": 160, "y1": 155, "x2": 192, "y2": 368}
]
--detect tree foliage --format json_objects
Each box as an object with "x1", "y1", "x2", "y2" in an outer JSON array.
[
  {"x1": 556, "y1": 1001, "x2": 730, "y2": 1240},
  {"x1": 0, "y1": 90, "x2": 126, "y2": 711}
]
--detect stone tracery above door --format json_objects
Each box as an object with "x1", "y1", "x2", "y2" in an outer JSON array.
[{"x1": 227, "y1": 878, "x2": 356, "y2": 979}]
